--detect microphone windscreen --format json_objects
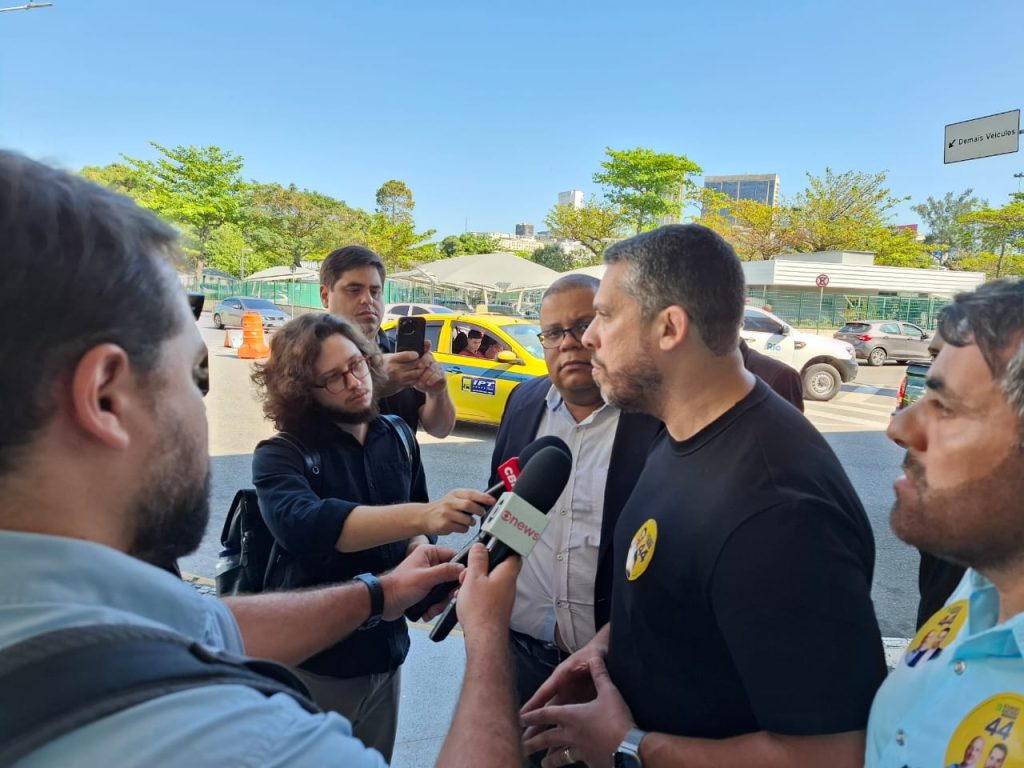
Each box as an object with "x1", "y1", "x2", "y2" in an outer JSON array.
[
  {"x1": 510, "y1": 445, "x2": 573, "y2": 513},
  {"x1": 518, "y1": 435, "x2": 571, "y2": 469}
]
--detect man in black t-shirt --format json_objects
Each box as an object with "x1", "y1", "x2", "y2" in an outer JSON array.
[
  {"x1": 319, "y1": 245, "x2": 456, "y2": 437},
  {"x1": 521, "y1": 225, "x2": 884, "y2": 768}
]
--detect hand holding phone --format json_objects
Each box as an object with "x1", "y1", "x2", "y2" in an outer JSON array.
[{"x1": 396, "y1": 316, "x2": 426, "y2": 357}]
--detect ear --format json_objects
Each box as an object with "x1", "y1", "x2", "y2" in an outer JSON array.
[
  {"x1": 68, "y1": 344, "x2": 139, "y2": 450},
  {"x1": 319, "y1": 284, "x2": 330, "y2": 309},
  {"x1": 657, "y1": 305, "x2": 689, "y2": 351}
]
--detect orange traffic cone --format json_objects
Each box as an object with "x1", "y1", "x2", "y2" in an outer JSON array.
[
  {"x1": 237, "y1": 311, "x2": 270, "y2": 359},
  {"x1": 223, "y1": 329, "x2": 232, "y2": 348}
]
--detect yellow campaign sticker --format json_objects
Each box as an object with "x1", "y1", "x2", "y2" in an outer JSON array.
[
  {"x1": 904, "y1": 599, "x2": 969, "y2": 669},
  {"x1": 625, "y1": 519, "x2": 658, "y2": 582},
  {"x1": 944, "y1": 694, "x2": 1024, "y2": 768}
]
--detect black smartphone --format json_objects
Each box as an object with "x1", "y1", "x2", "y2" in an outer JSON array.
[{"x1": 396, "y1": 316, "x2": 426, "y2": 356}]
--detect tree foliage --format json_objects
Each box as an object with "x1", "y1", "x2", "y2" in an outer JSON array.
[
  {"x1": 365, "y1": 180, "x2": 437, "y2": 271},
  {"x1": 439, "y1": 232, "x2": 501, "y2": 258},
  {"x1": 910, "y1": 189, "x2": 987, "y2": 264},
  {"x1": 375, "y1": 179, "x2": 415, "y2": 226},
  {"x1": 593, "y1": 147, "x2": 702, "y2": 235},
  {"x1": 543, "y1": 197, "x2": 625, "y2": 259},
  {"x1": 957, "y1": 200, "x2": 1024, "y2": 278},
  {"x1": 529, "y1": 243, "x2": 574, "y2": 272},
  {"x1": 696, "y1": 190, "x2": 798, "y2": 261},
  {"x1": 121, "y1": 142, "x2": 251, "y2": 274}
]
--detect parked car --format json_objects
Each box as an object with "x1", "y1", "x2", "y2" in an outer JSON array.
[
  {"x1": 472, "y1": 304, "x2": 523, "y2": 317},
  {"x1": 381, "y1": 313, "x2": 546, "y2": 425},
  {"x1": 897, "y1": 334, "x2": 944, "y2": 409},
  {"x1": 834, "y1": 320, "x2": 932, "y2": 366},
  {"x1": 382, "y1": 303, "x2": 455, "y2": 323},
  {"x1": 433, "y1": 298, "x2": 475, "y2": 313},
  {"x1": 742, "y1": 307, "x2": 858, "y2": 401},
  {"x1": 212, "y1": 297, "x2": 290, "y2": 330}
]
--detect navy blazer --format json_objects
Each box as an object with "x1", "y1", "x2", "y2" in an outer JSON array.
[{"x1": 489, "y1": 376, "x2": 663, "y2": 630}]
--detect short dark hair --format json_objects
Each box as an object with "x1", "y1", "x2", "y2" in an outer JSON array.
[
  {"x1": 467, "y1": 330, "x2": 483, "y2": 339},
  {"x1": 0, "y1": 151, "x2": 184, "y2": 475},
  {"x1": 251, "y1": 313, "x2": 384, "y2": 432},
  {"x1": 542, "y1": 273, "x2": 600, "y2": 302},
  {"x1": 603, "y1": 224, "x2": 745, "y2": 355},
  {"x1": 938, "y1": 278, "x2": 1024, "y2": 427},
  {"x1": 320, "y1": 245, "x2": 386, "y2": 289},
  {"x1": 991, "y1": 744, "x2": 1009, "y2": 757}
]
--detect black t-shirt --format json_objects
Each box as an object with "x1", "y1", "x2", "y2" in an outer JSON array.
[
  {"x1": 606, "y1": 379, "x2": 884, "y2": 739},
  {"x1": 378, "y1": 331, "x2": 426, "y2": 432}
]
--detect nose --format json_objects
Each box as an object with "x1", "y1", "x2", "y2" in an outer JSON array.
[
  {"x1": 887, "y1": 402, "x2": 923, "y2": 451},
  {"x1": 581, "y1": 319, "x2": 598, "y2": 349}
]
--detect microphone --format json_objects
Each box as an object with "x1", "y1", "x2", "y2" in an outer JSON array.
[
  {"x1": 429, "y1": 443, "x2": 573, "y2": 642},
  {"x1": 403, "y1": 436, "x2": 571, "y2": 621}
]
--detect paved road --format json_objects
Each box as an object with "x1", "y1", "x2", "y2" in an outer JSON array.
[{"x1": 181, "y1": 316, "x2": 919, "y2": 765}]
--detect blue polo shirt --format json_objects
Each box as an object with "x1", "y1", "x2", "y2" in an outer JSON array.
[
  {"x1": 0, "y1": 530, "x2": 386, "y2": 767},
  {"x1": 867, "y1": 569, "x2": 1024, "y2": 767}
]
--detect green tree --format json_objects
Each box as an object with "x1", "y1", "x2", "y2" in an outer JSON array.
[
  {"x1": 789, "y1": 168, "x2": 909, "y2": 254},
  {"x1": 866, "y1": 226, "x2": 933, "y2": 268},
  {"x1": 696, "y1": 190, "x2": 798, "y2": 261},
  {"x1": 366, "y1": 180, "x2": 436, "y2": 271},
  {"x1": 204, "y1": 223, "x2": 275, "y2": 278},
  {"x1": 439, "y1": 232, "x2": 501, "y2": 257},
  {"x1": 910, "y1": 189, "x2": 987, "y2": 264},
  {"x1": 121, "y1": 142, "x2": 251, "y2": 275},
  {"x1": 957, "y1": 200, "x2": 1024, "y2": 278},
  {"x1": 375, "y1": 179, "x2": 414, "y2": 225},
  {"x1": 247, "y1": 183, "x2": 369, "y2": 268},
  {"x1": 80, "y1": 162, "x2": 146, "y2": 198},
  {"x1": 593, "y1": 147, "x2": 703, "y2": 235},
  {"x1": 529, "y1": 243, "x2": 574, "y2": 272},
  {"x1": 543, "y1": 197, "x2": 625, "y2": 259}
]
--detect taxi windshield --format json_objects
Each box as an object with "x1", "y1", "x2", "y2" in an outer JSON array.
[{"x1": 501, "y1": 324, "x2": 543, "y2": 360}]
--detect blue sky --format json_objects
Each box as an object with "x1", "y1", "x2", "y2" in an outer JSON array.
[{"x1": 2, "y1": 0, "x2": 1022, "y2": 239}]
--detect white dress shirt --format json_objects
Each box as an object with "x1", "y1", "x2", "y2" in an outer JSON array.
[{"x1": 508, "y1": 385, "x2": 620, "y2": 652}]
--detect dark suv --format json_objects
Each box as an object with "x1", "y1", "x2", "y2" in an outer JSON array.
[{"x1": 834, "y1": 320, "x2": 932, "y2": 366}]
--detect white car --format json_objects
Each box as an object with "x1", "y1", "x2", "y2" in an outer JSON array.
[
  {"x1": 742, "y1": 307, "x2": 858, "y2": 401},
  {"x1": 382, "y1": 303, "x2": 456, "y2": 323}
]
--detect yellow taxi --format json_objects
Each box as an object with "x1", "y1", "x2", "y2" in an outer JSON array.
[{"x1": 381, "y1": 313, "x2": 548, "y2": 426}]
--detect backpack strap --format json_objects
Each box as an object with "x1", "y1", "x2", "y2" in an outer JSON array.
[
  {"x1": 0, "y1": 623, "x2": 318, "y2": 765},
  {"x1": 274, "y1": 432, "x2": 323, "y2": 495},
  {"x1": 381, "y1": 414, "x2": 415, "y2": 465}
]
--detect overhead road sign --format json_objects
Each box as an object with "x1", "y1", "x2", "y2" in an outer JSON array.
[{"x1": 944, "y1": 110, "x2": 1020, "y2": 164}]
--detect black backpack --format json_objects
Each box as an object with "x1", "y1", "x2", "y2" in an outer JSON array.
[
  {"x1": 215, "y1": 417, "x2": 414, "y2": 596},
  {"x1": 0, "y1": 623, "x2": 319, "y2": 765}
]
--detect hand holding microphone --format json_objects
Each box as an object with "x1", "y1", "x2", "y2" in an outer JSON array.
[{"x1": 403, "y1": 436, "x2": 571, "y2": 621}]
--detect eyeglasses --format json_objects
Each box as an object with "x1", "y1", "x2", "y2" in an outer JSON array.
[
  {"x1": 315, "y1": 355, "x2": 370, "y2": 394},
  {"x1": 537, "y1": 319, "x2": 592, "y2": 349}
]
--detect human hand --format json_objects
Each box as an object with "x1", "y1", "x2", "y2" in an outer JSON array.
[
  {"x1": 414, "y1": 341, "x2": 448, "y2": 394},
  {"x1": 381, "y1": 350, "x2": 426, "y2": 392},
  {"x1": 454, "y1": 543, "x2": 520, "y2": 646},
  {"x1": 521, "y1": 657, "x2": 636, "y2": 768},
  {"x1": 421, "y1": 489, "x2": 494, "y2": 535},
  {"x1": 379, "y1": 545, "x2": 462, "y2": 621}
]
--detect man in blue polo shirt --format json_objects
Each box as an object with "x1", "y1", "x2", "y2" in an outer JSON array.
[{"x1": 867, "y1": 278, "x2": 1024, "y2": 767}]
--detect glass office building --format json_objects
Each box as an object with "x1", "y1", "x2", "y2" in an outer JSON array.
[{"x1": 703, "y1": 174, "x2": 780, "y2": 220}]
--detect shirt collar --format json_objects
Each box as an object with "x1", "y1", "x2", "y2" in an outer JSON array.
[{"x1": 545, "y1": 383, "x2": 615, "y2": 426}]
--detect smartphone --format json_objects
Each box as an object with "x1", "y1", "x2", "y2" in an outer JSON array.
[{"x1": 396, "y1": 316, "x2": 426, "y2": 356}]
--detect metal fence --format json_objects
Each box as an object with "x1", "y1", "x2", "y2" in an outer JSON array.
[{"x1": 748, "y1": 289, "x2": 952, "y2": 330}]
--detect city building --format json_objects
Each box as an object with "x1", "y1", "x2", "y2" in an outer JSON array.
[
  {"x1": 703, "y1": 174, "x2": 780, "y2": 220},
  {"x1": 515, "y1": 223, "x2": 535, "y2": 237},
  {"x1": 557, "y1": 190, "x2": 584, "y2": 209}
]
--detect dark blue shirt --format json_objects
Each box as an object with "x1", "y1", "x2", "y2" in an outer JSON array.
[{"x1": 252, "y1": 416, "x2": 428, "y2": 678}]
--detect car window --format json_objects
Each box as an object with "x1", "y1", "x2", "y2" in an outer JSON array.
[
  {"x1": 880, "y1": 323, "x2": 901, "y2": 334},
  {"x1": 500, "y1": 324, "x2": 543, "y2": 360},
  {"x1": 901, "y1": 323, "x2": 924, "y2": 337},
  {"x1": 240, "y1": 298, "x2": 278, "y2": 310},
  {"x1": 391, "y1": 305, "x2": 409, "y2": 315},
  {"x1": 839, "y1": 322, "x2": 870, "y2": 333},
  {"x1": 424, "y1": 321, "x2": 442, "y2": 353},
  {"x1": 743, "y1": 311, "x2": 783, "y2": 334},
  {"x1": 411, "y1": 306, "x2": 429, "y2": 315}
]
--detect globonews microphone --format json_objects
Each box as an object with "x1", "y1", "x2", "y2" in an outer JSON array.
[
  {"x1": 402, "y1": 436, "x2": 571, "y2": 622},
  {"x1": 428, "y1": 443, "x2": 573, "y2": 642}
]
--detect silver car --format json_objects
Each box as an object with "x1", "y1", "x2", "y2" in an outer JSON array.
[
  {"x1": 212, "y1": 297, "x2": 289, "y2": 330},
  {"x1": 834, "y1": 320, "x2": 932, "y2": 366}
]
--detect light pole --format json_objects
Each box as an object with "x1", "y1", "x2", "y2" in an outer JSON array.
[
  {"x1": 1014, "y1": 172, "x2": 1024, "y2": 194},
  {"x1": 0, "y1": 2, "x2": 52, "y2": 11}
]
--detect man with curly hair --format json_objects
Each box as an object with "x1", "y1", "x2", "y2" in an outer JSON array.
[{"x1": 251, "y1": 313, "x2": 494, "y2": 760}]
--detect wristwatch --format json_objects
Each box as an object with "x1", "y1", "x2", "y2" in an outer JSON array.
[
  {"x1": 613, "y1": 728, "x2": 647, "y2": 768},
  {"x1": 354, "y1": 573, "x2": 384, "y2": 630}
]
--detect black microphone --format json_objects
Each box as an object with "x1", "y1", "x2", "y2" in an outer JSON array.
[
  {"x1": 403, "y1": 436, "x2": 571, "y2": 622},
  {"x1": 429, "y1": 443, "x2": 573, "y2": 642}
]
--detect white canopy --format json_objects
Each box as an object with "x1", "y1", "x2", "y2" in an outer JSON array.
[
  {"x1": 391, "y1": 252, "x2": 560, "y2": 293},
  {"x1": 560, "y1": 264, "x2": 606, "y2": 281},
  {"x1": 244, "y1": 265, "x2": 319, "y2": 283}
]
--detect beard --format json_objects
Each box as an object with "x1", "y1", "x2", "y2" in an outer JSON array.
[
  {"x1": 319, "y1": 398, "x2": 380, "y2": 425},
  {"x1": 891, "y1": 447, "x2": 1024, "y2": 572},
  {"x1": 128, "y1": 418, "x2": 212, "y2": 568},
  {"x1": 593, "y1": 346, "x2": 663, "y2": 415}
]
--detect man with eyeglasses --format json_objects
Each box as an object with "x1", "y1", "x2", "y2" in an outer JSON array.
[
  {"x1": 489, "y1": 274, "x2": 663, "y2": 764},
  {"x1": 251, "y1": 313, "x2": 495, "y2": 760}
]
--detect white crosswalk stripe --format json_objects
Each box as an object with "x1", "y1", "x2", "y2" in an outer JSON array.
[{"x1": 804, "y1": 388, "x2": 898, "y2": 432}]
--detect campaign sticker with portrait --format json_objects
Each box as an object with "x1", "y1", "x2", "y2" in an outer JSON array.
[
  {"x1": 904, "y1": 600, "x2": 968, "y2": 669},
  {"x1": 625, "y1": 519, "x2": 658, "y2": 582},
  {"x1": 944, "y1": 694, "x2": 1023, "y2": 768}
]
